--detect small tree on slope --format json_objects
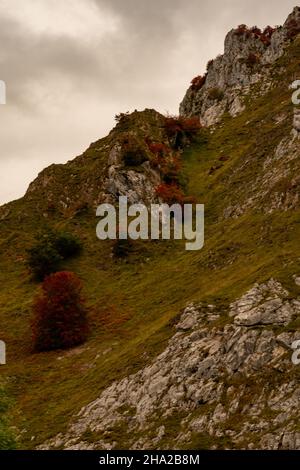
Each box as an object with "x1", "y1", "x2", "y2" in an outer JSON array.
[{"x1": 32, "y1": 271, "x2": 89, "y2": 352}]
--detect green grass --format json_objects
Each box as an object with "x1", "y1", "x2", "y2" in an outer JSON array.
[{"x1": 0, "y1": 381, "x2": 17, "y2": 449}]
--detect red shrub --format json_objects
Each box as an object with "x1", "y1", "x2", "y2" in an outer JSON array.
[
  {"x1": 260, "y1": 35, "x2": 271, "y2": 46},
  {"x1": 155, "y1": 183, "x2": 196, "y2": 205},
  {"x1": 190, "y1": 74, "x2": 207, "y2": 91},
  {"x1": 182, "y1": 195, "x2": 197, "y2": 204},
  {"x1": 164, "y1": 116, "x2": 201, "y2": 140},
  {"x1": 235, "y1": 24, "x2": 249, "y2": 36},
  {"x1": 234, "y1": 24, "x2": 275, "y2": 45},
  {"x1": 263, "y1": 25, "x2": 275, "y2": 38},
  {"x1": 181, "y1": 117, "x2": 202, "y2": 135},
  {"x1": 164, "y1": 117, "x2": 183, "y2": 138},
  {"x1": 250, "y1": 26, "x2": 262, "y2": 36},
  {"x1": 246, "y1": 53, "x2": 260, "y2": 66},
  {"x1": 148, "y1": 142, "x2": 170, "y2": 157},
  {"x1": 155, "y1": 183, "x2": 185, "y2": 205},
  {"x1": 161, "y1": 154, "x2": 183, "y2": 184},
  {"x1": 32, "y1": 271, "x2": 88, "y2": 352}
]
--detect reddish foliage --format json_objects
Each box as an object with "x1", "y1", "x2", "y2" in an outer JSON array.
[
  {"x1": 235, "y1": 24, "x2": 248, "y2": 36},
  {"x1": 161, "y1": 154, "x2": 183, "y2": 184},
  {"x1": 155, "y1": 183, "x2": 196, "y2": 205},
  {"x1": 263, "y1": 25, "x2": 275, "y2": 38},
  {"x1": 155, "y1": 183, "x2": 185, "y2": 205},
  {"x1": 190, "y1": 74, "x2": 207, "y2": 91},
  {"x1": 164, "y1": 116, "x2": 201, "y2": 141},
  {"x1": 250, "y1": 26, "x2": 262, "y2": 36},
  {"x1": 259, "y1": 35, "x2": 271, "y2": 46},
  {"x1": 32, "y1": 271, "x2": 88, "y2": 352},
  {"x1": 148, "y1": 142, "x2": 170, "y2": 157},
  {"x1": 148, "y1": 140, "x2": 182, "y2": 183},
  {"x1": 146, "y1": 141, "x2": 171, "y2": 170},
  {"x1": 234, "y1": 23, "x2": 275, "y2": 46},
  {"x1": 246, "y1": 53, "x2": 260, "y2": 66},
  {"x1": 150, "y1": 117, "x2": 201, "y2": 202},
  {"x1": 182, "y1": 195, "x2": 197, "y2": 204},
  {"x1": 181, "y1": 117, "x2": 202, "y2": 135},
  {"x1": 164, "y1": 117, "x2": 183, "y2": 138}
]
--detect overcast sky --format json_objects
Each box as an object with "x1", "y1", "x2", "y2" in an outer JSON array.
[{"x1": 0, "y1": 0, "x2": 298, "y2": 205}]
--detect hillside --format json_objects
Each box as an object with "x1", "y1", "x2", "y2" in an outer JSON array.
[{"x1": 1, "y1": 7, "x2": 300, "y2": 450}]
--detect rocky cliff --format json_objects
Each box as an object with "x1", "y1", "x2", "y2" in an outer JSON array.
[
  {"x1": 41, "y1": 279, "x2": 300, "y2": 450},
  {"x1": 180, "y1": 6, "x2": 300, "y2": 126}
]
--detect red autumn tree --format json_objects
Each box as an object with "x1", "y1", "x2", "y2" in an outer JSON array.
[
  {"x1": 32, "y1": 271, "x2": 88, "y2": 352},
  {"x1": 234, "y1": 24, "x2": 248, "y2": 36},
  {"x1": 164, "y1": 116, "x2": 201, "y2": 142},
  {"x1": 155, "y1": 183, "x2": 185, "y2": 205},
  {"x1": 190, "y1": 75, "x2": 207, "y2": 91},
  {"x1": 147, "y1": 142, "x2": 170, "y2": 157}
]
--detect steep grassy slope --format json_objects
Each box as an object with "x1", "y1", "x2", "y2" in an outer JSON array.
[{"x1": 0, "y1": 37, "x2": 300, "y2": 449}]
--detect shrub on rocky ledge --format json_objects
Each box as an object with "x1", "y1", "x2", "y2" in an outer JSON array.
[
  {"x1": 208, "y1": 87, "x2": 224, "y2": 101},
  {"x1": 164, "y1": 116, "x2": 201, "y2": 149},
  {"x1": 234, "y1": 23, "x2": 275, "y2": 46},
  {"x1": 245, "y1": 53, "x2": 260, "y2": 67},
  {"x1": 190, "y1": 74, "x2": 207, "y2": 91},
  {"x1": 121, "y1": 134, "x2": 149, "y2": 167}
]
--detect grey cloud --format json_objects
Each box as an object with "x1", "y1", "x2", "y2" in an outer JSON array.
[{"x1": 0, "y1": 15, "x2": 110, "y2": 109}]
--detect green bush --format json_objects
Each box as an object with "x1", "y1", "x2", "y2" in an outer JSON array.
[
  {"x1": 207, "y1": 87, "x2": 224, "y2": 102},
  {"x1": 54, "y1": 232, "x2": 82, "y2": 258},
  {"x1": 26, "y1": 230, "x2": 82, "y2": 281},
  {"x1": 26, "y1": 241, "x2": 62, "y2": 281},
  {"x1": 112, "y1": 238, "x2": 133, "y2": 258}
]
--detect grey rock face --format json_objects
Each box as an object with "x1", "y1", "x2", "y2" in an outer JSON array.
[
  {"x1": 101, "y1": 135, "x2": 162, "y2": 205},
  {"x1": 103, "y1": 160, "x2": 161, "y2": 205},
  {"x1": 179, "y1": 9, "x2": 300, "y2": 126},
  {"x1": 230, "y1": 279, "x2": 299, "y2": 326},
  {"x1": 40, "y1": 279, "x2": 300, "y2": 450}
]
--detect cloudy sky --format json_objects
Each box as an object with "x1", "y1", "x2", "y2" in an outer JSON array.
[{"x1": 0, "y1": 0, "x2": 298, "y2": 205}]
